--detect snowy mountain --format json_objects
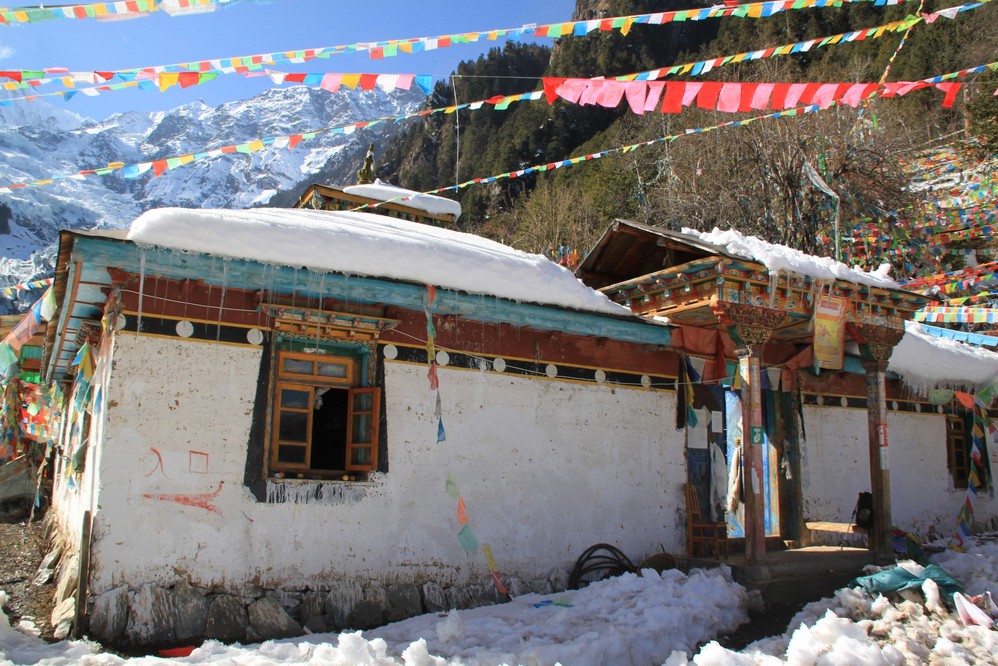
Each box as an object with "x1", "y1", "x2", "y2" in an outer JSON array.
[{"x1": 0, "y1": 86, "x2": 426, "y2": 308}]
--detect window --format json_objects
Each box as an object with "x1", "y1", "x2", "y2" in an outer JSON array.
[
  {"x1": 269, "y1": 347, "x2": 380, "y2": 479},
  {"x1": 946, "y1": 413, "x2": 971, "y2": 489}
]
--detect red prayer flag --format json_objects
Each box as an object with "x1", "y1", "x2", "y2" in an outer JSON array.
[
  {"x1": 661, "y1": 82, "x2": 685, "y2": 113},
  {"x1": 457, "y1": 497, "x2": 468, "y2": 525},
  {"x1": 696, "y1": 82, "x2": 722, "y2": 110},
  {"x1": 542, "y1": 77, "x2": 566, "y2": 105}
]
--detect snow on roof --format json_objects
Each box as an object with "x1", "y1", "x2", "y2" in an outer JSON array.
[
  {"x1": 343, "y1": 178, "x2": 462, "y2": 220},
  {"x1": 126, "y1": 208, "x2": 629, "y2": 317},
  {"x1": 682, "y1": 227, "x2": 898, "y2": 289},
  {"x1": 889, "y1": 320, "x2": 998, "y2": 391}
]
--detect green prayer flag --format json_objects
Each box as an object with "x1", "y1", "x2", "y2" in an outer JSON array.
[
  {"x1": 445, "y1": 471, "x2": 460, "y2": 498},
  {"x1": 457, "y1": 524, "x2": 480, "y2": 552}
]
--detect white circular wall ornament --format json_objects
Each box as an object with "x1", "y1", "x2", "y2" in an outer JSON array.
[
  {"x1": 640, "y1": 375, "x2": 652, "y2": 388},
  {"x1": 594, "y1": 369, "x2": 607, "y2": 383},
  {"x1": 383, "y1": 344, "x2": 398, "y2": 360},
  {"x1": 176, "y1": 320, "x2": 194, "y2": 338},
  {"x1": 545, "y1": 364, "x2": 558, "y2": 378},
  {"x1": 937, "y1": 405, "x2": 945, "y2": 414},
  {"x1": 816, "y1": 395, "x2": 824, "y2": 406},
  {"x1": 891, "y1": 401, "x2": 899, "y2": 410},
  {"x1": 246, "y1": 328, "x2": 264, "y2": 345},
  {"x1": 436, "y1": 350, "x2": 450, "y2": 366},
  {"x1": 493, "y1": 357, "x2": 506, "y2": 373},
  {"x1": 840, "y1": 396, "x2": 848, "y2": 407},
  {"x1": 115, "y1": 314, "x2": 127, "y2": 330}
]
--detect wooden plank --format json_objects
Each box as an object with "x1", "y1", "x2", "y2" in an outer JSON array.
[{"x1": 806, "y1": 521, "x2": 867, "y2": 534}]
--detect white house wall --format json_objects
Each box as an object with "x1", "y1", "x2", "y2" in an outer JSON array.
[
  {"x1": 800, "y1": 405, "x2": 998, "y2": 540},
  {"x1": 86, "y1": 333, "x2": 685, "y2": 596}
]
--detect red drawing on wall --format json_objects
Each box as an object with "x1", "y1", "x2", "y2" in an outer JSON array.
[
  {"x1": 142, "y1": 481, "x2": 224, "y2": 514},
  {"x1": 145, "y1": 447, "x2": 167, "y2": 478},
  {"x1": 189, "y1": 450, "x2": 209, "y2": 474}
]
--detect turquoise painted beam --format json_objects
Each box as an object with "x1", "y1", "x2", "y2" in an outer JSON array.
[{"x1": 72, "y1": 236, "x2": 672, "y2": 347}]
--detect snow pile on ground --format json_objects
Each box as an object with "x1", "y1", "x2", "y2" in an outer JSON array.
[
  {"x1": 682, "y1": 227, "x2": 898, "y2": 289},
  {"x1": 127, "y1": 207, "x2": 629, "y2": 316},
  {"x1": 343, "y1": 179, "x2": 463, "y2": 220},
  {"x1": 889, "y1": 320, "x2": 998, "y2": 392},
  {"x1": 0, "y1": 566, "x2": 749, "y2": 665},
  {"x1": 676, "y1": 536, "x2": 998, "y2": 665}
]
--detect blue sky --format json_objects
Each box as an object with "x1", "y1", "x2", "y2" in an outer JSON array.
[{"x1": 0, "y1": 0, "x2": 575, "y2": 119}]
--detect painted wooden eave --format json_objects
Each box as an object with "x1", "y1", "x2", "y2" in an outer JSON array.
[{"x1": 45, "y1": 232, "x2": 671, "y2": 381}]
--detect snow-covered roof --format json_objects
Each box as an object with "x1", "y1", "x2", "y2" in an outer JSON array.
[
  {"x1": 343, "y1": 179, "x2": 462, "y2": 220},
  {"x1": 126, "y1": 208, "x2": 629, "y2": 317},
  {"x1": 682, "y1": 227, "x2": 898, "y2": 289},
  {"x1": 889, "y1": 320, "x2": 998, "y2": 391}
]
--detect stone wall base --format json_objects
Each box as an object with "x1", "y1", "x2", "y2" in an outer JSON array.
[{"x1": 86, "y1": 570, "x2": 569, "y2": 652}]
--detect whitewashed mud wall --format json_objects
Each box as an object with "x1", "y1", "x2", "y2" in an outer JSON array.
[
  {"x1": 86, "y1": 334, "x2": 685, "y2": 596},
  {"x1": 50, "y1": 335, "x2": 115, "y2": 556},
  {"x1": 800, "y1": 405, "x2": 998, "y2": 539}
]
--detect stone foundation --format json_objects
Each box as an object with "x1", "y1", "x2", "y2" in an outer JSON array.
[{"x1": 85, "y1": 570, "x2": 569, "y2": 651}]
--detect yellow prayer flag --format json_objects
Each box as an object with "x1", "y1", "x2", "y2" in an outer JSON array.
[
  {"x1": 341, "y1": 74, "x2": 361, "y2": 89},
  {"x1": 481, "y1": 544, "x2": 499, "y2": 572},
  {"x1": 159, "y1": 72, "x2": 180, "y2": 91}
]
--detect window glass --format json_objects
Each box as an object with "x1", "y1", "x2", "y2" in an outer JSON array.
[
  {"x1": 349, "y1": 447, "x2": 372, "y2": 466},
  {"x1": 317, "y1": 360, "x2": 349, "y2": 378},
  {"x1": 281, "y1": 388, "x2": 310, "y2": 410},
  {"x1": 277, "y1": 445, "x2": 307, "y2": 464},
  {"x1": 279, "y1": 412, "x2": 308, "y2": 442},
  {"x1": 283, "y1": 358, "x2": 314, "y2": 375}
]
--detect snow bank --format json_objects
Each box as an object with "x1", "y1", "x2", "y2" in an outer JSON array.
[
  {"x1": 0, "y1": 566, "x2": 750, "y2": 665},
  {"x1": 682, "y1": 227, "x2": 898, "y2": 289},
  {"x1": 127, "y1": 207, "x2": 629, "y2": 316},
  {"x1": 344, "y1": 179, "x2": 463, "y2": 220},
  {"x1": 889, "y1": 321, "x2": 998, "y2": 392},
  {"x1": 677, "y1": 535, "x2": 998, "y2": 665}
]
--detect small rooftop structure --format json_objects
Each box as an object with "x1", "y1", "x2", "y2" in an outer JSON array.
[
  {"x1": 294, "y1": 180, "x2": 461, "y2": 228},
  {"x1": 576, "y1": 219, "x2": 928, "y2": 345}
]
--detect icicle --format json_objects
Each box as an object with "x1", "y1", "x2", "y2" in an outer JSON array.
[
  {"x1": 768, "y1": 270, "x2": 779, "y2": 309},
  {"x1": 137, "y1": 251, "x2": 146, "y2": 334},
  {"x1": 265, "y1": 480, "x2": 367, "y2": 505},
  {"x1": 217, "y1": 258, "x2": 229, "y2": 341},
  {"x1": 315, "y1": 272, "x2": 325, "y2": 349}
]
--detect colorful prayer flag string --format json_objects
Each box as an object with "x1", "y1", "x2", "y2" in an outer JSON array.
[
  {"x1": 0, "y1": 0, "x2": 235, "y2": 25},
  {"x1": 949, "y1": 391, "x2": 994, "y2": 550},
  {"x1": 0, "y1": 277, "x2": 53, "y2": 299}
]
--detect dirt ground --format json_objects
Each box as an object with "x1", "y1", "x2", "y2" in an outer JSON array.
[{"x1": 0, "y1": 511, "x2": 57, "y2": 641}]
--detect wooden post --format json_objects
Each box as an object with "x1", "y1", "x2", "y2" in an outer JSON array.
[
  {"x1": 862, "y1": 359, "x2": 892, "y2": 555},
  {"x1": 712, "y1": 302, "x2": 786, "y2": 565},
  {"x1": 738, "y1": 346, "x2": 767, "y2": 564},
  {"x1": 849, "y1": 322, "x2": 904, "y2": 557}
]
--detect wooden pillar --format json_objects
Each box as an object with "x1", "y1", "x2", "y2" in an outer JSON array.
[
  {"x1": 849, "y1": 322, "x2": 904, "y2": 556},
  {"x1": 713, "y1": 302, "x2": 786, "y2": 564},
  {"x1": 738, "y1": 345, "x2": 767, "y2": 564},
  {"x1": 862, "y1": 358, "x2": 892, "y2": 555}
]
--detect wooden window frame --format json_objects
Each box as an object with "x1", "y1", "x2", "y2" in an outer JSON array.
[
  {"x1": 946, "y1": 413, "x2": 971, "y2": 489},
  {"x1": 268, "y1": 348, "x2": 380, "y2": 479}
]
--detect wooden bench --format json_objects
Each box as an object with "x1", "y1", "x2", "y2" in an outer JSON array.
[{"x1": 806, "y1": 521, "x2": 868, "y2": 546}]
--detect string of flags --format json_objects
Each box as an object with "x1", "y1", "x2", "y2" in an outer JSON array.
[
  {"x1": 424, "y1": 284, "x2": 508, "y2": 598},
  {"x1": 544, "y1": 78, "x2": 962, "y2": 115},
  {"x1": 901, "y1": 260, "x2": 998, "y2": 291},
  {"x1": 949, "y1": 389, "x2": 994, "y2": 551},
  {"x1": 0, "y1": 277, "x2": 53, "y2": 299},
  {"x1": 0, "y1": 287, "x2": 57, "y2": 382},
  {"x1": 4, "y1": 50, "x2": 994, "y2": 197},
  {"x1": 0, "y1": 0, "x2": 236, "y2": 25},
  {"x1": 914, "y1": 307, "x2": 998, "y2": 324},
  {"x1": 0, "y1": 71, "x2": 435, "y2": 105},
  {"x1": 0, "y1": 0, "x2": 960, "y2": 103}
]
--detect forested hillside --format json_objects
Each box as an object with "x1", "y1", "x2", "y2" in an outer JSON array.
[{"x1": 380, "y1": 0, "x2": 998, "y2": 277}]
